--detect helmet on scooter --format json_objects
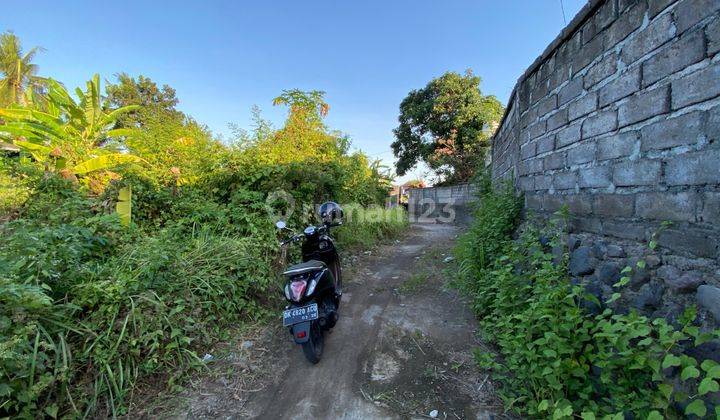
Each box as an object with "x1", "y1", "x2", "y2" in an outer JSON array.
[{"x1": 319, "y1": 201, "x2": 343, "y2": 225}]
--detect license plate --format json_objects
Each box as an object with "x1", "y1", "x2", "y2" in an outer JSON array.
[{"x1": 283, "y1": 303, "x2": 319, "y2": 327}]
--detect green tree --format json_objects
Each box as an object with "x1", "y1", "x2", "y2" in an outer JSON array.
[
  {"x1": 104, "y1": 73, "x2": 183, "y2": 127},
  {"x1": 0, "y1": 31, "x2": 49, "y2": 107},
  {"x1": 250, "y1": 89, "x2": 345, "y2": 164},
  {"x1": 126, "y1": 113, "x2": 221, "y2": 185},
  {"x1": 391, "y1": 70, "x2": 504, "y2": 184},
  {"x1": 0, "y1": 74, "x2": 143, "y2": 179}
]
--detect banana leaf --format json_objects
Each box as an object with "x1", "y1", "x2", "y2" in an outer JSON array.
[
  {"x1": 116, "y1": 186, "x2": 132, "y2": 227},
  {"x1": 72, "y1": 154, "x2": 146, "y2": 175}
]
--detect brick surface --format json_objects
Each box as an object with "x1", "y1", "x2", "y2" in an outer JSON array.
[
  {"x1": 671, "y1": 62, "x2": 720, "y2": 109},
  {"x1": 534, "y1": 174, "x2": 553, "y2": 190},
  {"x1": 519, "y1": 158, "x2": 543, "y2": 175},
  {"x1": 648, "y1": 0, "x2": 675, "y2": 18},
  {"x1": 582, "y1": 110, "x2": 618, "y2": 138},
  {"x1": 537, "y1": 134, "x2": 555, "y2": 154},
  {"x1": 583, "y1": 19, "x2": 599, "y2": 45},
  {"x1": 527, "y1": 119, "x2": 547, "y2": 140},
  {"x1": 640, "y1": 111, "x2": 703, "y2": 151},
  {"x1": 579, "y1": 165, "x2": 612, "y2": 188},
  {"x1": 492, "y1": 0, "x2": 720, "y2": 263},
  {"x1": 520, "y1": 141, "x2": 537, "y2": 160},
  {"x1": 593, "y1": 193, "x2": 635, "y2": 217},
  {"x1": 542, "y1": 194, "x2": 565, "y2": 212},
  {"x1": 537, "y1": 95, "x2": 557, "y2": 118},
  {"x1": 658, "y1": 228, "x2": 718, "y2": 258},
  {"x1": 619, "y1": 0, "x2": 642, "y2": 12},
  {"x1": 568, "y1": 142, "x2": 597, "y2": 165},
  {"x1": 518, "y1": 84, "x2": 531, "y2": 114},
  {"x1": 603, "y1": 221, "x2": 647, "y2": 240},
  {"x1": 566, "y1": 194, "x2": 593, "y2": 214},
  {"x1": 665, "y1": 149, "x2": 720, "y2": 185},
  {"x1": 547, "y1": 109, "x2": 569, "y2": 131},
  {"x1": 584, "y1": 53, "x2": 618, "y2": 88},
  {"x1": 544, "y1": 152, "x2": 567, "y2": 170},
  {"x1": 596, "y1": 0, "x2": 619, "y2": 31},
  {"x1": 574, "y1": 33, "x2": 607, "y2": 73},
  {"x1": 618, "y1": 86, "x2": 670, "y2": 127},
  {"x1": 613, "y1": 160, "x2": 662, "y2": 186},
  {"x1": 641, "y1": 30, "x2": 705, "y2": 87},
  {"x1": 636, "y1": 192, "x2": 698, "y2": 222},
  {"x1": 597, "y1": 131, "x2": 638, "y2": 160},
  {"x1": 548, "y1": 63, "x2": 571, "y2": 92},
  {"x1": 598, "y1": 67, "x2": 641, "y2": 107},
  {"x1": 569, "y1": 92, "x2": 598, "y2": 121},
  {"x1": 701, "y1": 192, "x2": 720, "y2": 225},
  {"x1": 607, "y1": 1, "x2": 647, "y2": 45},
  {"x1": 620, "y1": 13, "x2": 675, "y2": 65},
  {"x1": 553, "y1": 171, "x2": 577, "y2": 190},
  {"x1": 531, "y1": 79, "x2": 550, "y2": 105},
  {"x1": 571, "y1": 216, "x2": 603, "y2": 234},
  {"x1": 526, "y1": 194, "x2": 543, "y2": 210},
  {"x1": 541, "y1": 56, "x2": 556, "y2": 81},
  {"x1": 519, "y1": 175, "x2": 534, "y2": 191},
  {"x1": 520, "y1": 106, "x2": 538, "y2": 130},
  {"x1": 559, "y1": 77, "x2": 584, "y2": 105},
  {"x1": 708, "y1": 18, "x2": 720, "y2": 56},
  {"x1": 674, "y1": 0, "x2": 720, "y2": 34},
  {"x1": 556, "y1": 122, "x2": 583, "y2": 148},
  {"x1": 706, "y1": 104, "x2": 720, "y2": 142}
]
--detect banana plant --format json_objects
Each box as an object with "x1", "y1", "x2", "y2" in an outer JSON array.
[
  {"x1": 116, "y1": 186, "x2": 132, "y2": 226},
  {"x1": 0, "y1": 74, "x2": 144, "y2": 175}
]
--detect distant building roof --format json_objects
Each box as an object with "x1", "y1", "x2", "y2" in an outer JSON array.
[{"x1": 401, "y1": 180, "x2": 426, "y2": 189}]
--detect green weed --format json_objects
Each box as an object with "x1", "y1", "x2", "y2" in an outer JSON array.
[
  {"x1": 400, "y1": 272, "x2": 429, "y2": 294},
  {"x1": 454, "y1": 177, "x2": 720, "y2": 419}
]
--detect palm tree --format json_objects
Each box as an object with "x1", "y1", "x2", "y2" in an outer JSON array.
[{"x1": 0, "y1": 31, "x2": 48, "y2": 107}]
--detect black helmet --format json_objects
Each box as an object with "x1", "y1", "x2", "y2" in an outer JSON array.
[{"x1": 319, "y1": 201, "x2": 343, "y2": 225}]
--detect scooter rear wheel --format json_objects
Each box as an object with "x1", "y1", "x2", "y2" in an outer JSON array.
[{"x1": 301, "y1": 321, "x2": 324, "y2": 364}]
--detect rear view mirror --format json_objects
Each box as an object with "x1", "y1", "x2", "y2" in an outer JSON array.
[{"x1": 276, "y1": 220, "x2": 287, "y2": 230}]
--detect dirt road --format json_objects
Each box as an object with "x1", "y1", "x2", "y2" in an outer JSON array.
[{"x1": 155, "y1": 224, "x2": 506, "y2": 419}]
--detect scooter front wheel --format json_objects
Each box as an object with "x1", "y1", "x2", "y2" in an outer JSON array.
[{"x1": 301, "y1": 321, "x2": 324, "y2": 364}]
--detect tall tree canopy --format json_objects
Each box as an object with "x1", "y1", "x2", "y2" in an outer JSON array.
[
  {"x1": 391, "y1": 70, "x2": 504, "y2": 184},
  {"x1": 0, "y1": 31, "x2": 48, "y2": 107},
  {"x1": 104, "y1": 73, "x2": 183, "y2": 127}
]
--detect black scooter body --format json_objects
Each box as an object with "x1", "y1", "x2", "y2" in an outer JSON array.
[{"x1": 280, "y1": 223, "x2": 342, "y2": 363}]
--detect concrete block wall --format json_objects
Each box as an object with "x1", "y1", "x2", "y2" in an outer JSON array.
[
  {"x1": 407, "y1": 184, "x2": 477, "y2": 225},
  {"x1": 491, "y1": 0, "x2": 720, "y2": 327}
]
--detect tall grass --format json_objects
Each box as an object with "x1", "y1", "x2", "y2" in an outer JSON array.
[
  {"x1": 335, "y1": 205, "x2": 409, "y2": 249},
  {"x1": 0, "y1": 183, "x2": 409, "y2": 418}
]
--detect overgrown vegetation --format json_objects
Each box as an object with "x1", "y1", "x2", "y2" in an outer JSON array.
[
  {"x1": 454, "y1": 178, "x2": 720, "y2": 419},
  {"x1": 0, "y1": 32, "x2": 406, "y2": 418},
  {"x1": 335, "y1": 206, "x2": 408, "y2": 249}
]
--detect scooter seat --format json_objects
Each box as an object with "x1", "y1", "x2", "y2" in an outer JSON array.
[{"x1": 283, "y1": 260, "x2": 326, "y2": 276}]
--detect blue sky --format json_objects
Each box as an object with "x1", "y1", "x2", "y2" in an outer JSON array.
[{"x1": 2, "y1": 0, "x2": 585, "y2": 182}]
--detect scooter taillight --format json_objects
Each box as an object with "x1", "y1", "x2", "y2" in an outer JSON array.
[{"x1": 290, "y1": 280, "x2": 307, "y2": 302}]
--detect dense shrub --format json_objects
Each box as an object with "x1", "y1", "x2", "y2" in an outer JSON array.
[
  {"x1": 454, "y1": 180, "x2": 720, "y2": 419},
  {"x1": 0, "y1": 156, "x2": 35, "y2": 215},
  {"x1": 335, "y1": 205, "x2": 409, "y2": 249},
  {"x1": 1, "y1": 175, "x2": 406, "y2": 418},
  {"x1": 0, "y1": 73, "x2": 405, "y2": 417}
]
